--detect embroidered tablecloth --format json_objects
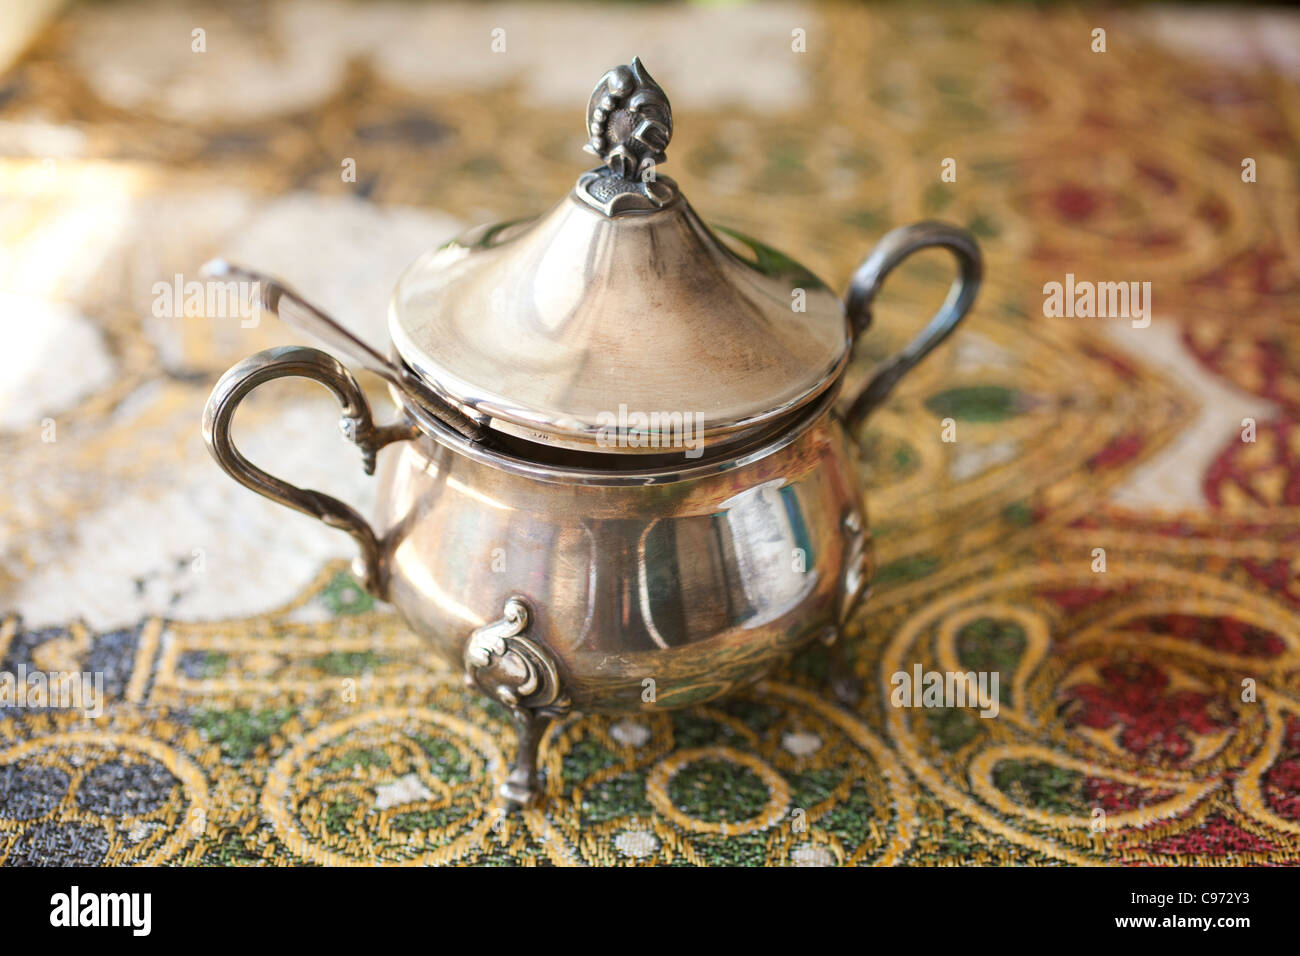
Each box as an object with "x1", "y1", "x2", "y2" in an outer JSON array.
[{"x1": 2, "y1": 1, "x2": 1298, "y2": 865}]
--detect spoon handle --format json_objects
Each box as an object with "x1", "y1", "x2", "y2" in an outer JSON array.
[{"x1": 201, "y1": 259, "x2": 487, "y2": 442}]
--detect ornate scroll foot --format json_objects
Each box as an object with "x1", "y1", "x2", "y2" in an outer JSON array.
[{"x1": 465, "y1": 597, "x2": 571, "y2": 809}]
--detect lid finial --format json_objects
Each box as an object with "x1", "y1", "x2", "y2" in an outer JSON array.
[
  {"x1": 578, "y1": 58, "x2": 676, "y2": 215},
  {"x1": 584, "y1": 56, "x2": 672, "y2": 179}
]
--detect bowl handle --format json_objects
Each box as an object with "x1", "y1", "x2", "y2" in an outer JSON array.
[
  {"x1": 840, "y1": 221, "x2": 982, "y2": 434},
  {"x1": 202, "y1": 345, "x2": 418, "y2": 597}
]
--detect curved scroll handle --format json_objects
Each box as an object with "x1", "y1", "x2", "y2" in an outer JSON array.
[
  {"x1": 841, "y1": 221, "x2": 982, "y2": 433},
  {"x1": 202, "y1": 345, "x2": 418, "y2": 597}
]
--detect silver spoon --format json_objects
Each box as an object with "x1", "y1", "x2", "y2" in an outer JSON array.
[{"x1": 200, "y1": 259, "x2": 488, "y2": 443}]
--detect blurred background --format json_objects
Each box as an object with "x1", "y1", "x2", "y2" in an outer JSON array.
[{"x1": 1, "y1": 1, "x2": 1298, "y2": 867}]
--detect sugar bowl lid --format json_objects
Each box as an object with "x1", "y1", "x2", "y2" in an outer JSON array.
[{"x1": 389, "y1": 58, "x2": 851, "y2": 455}]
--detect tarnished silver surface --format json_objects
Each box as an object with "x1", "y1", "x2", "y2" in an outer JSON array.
[
  {"x1": 374, "y1": 395, "x2": 866, "y2": 714},
  {"x1": 389, "y1": 194, "x2": 850, "y2": 454},
  {"x1": 201, "y1": 57, "x2": 984, "y2": 807}
]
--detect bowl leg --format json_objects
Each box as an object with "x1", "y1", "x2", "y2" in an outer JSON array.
[
  {"x1": 499, "y1": 710, "x2": 553, "y2": 808},
  {"x1": 825, "y1": 628, "x2": 864, "y2": 706}
]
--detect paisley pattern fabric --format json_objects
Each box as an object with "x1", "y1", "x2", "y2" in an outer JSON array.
[{"x1": 2, "y1": 1, "x2": 1299, "y2": 865}]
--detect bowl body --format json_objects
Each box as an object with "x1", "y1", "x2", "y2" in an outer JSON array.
[{"x1": 373, "y1": 407, "x2": 869, "y2": 713}]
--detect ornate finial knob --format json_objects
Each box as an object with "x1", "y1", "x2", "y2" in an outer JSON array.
[{"x1": 584, "y1": 57, "x2": 672, "y2": 181}]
